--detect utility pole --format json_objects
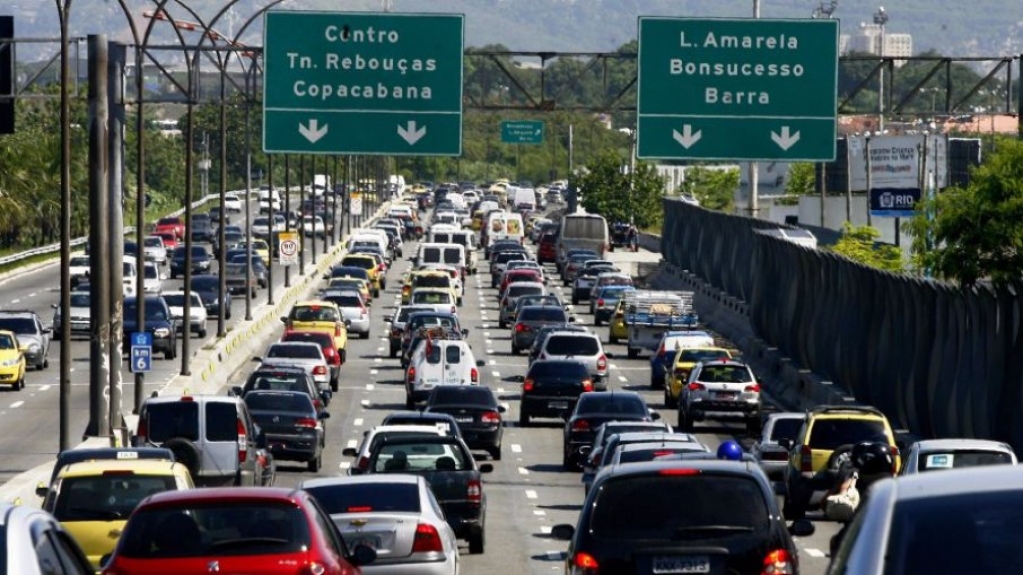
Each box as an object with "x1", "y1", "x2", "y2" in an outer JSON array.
[
  {"x1": 748, "y1": 0, "x2": 761, "y2": 219},
  {"x1": 108, "y1": 41, "x2": 126, "y2": 437},
  {"x1": 132, "y1": 43, "x2": 146, "y2": 416},
  {"x1": 874, "y1": 6, "x2": 889, "y2": 133},
  {"x1": 267, "y1": 154, "x2": 275, "y2": 305},
  {"x1": 284, "y1": 155, "x2": 292, "y2": 288},
  {"x1": 57, "y1": 0, "x2": 72, "y2": 452}
]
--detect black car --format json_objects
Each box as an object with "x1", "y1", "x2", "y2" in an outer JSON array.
[
  {"x1": 518, "y1": 360, "x2": 594, "y2": 425},
  {"x1": 244, "y1": 390, "x2": 329, "y2": 472},
  {"x1": 552, "y1": 460, "x2": 814, "y2": 575},
  {"x1": 364, "y1": 435, "x2": 492, "y2": 554},
  {"x1": 122, "y1": 296, "x2": 177, "y2": 359},
  {"x1": 511, "y1": 305, "x2": 571, "y2": 354},
  {"x1": 562, "y1": 391, "x2": 659, "y2": 471},
  {"x1": 169, "y1": 245, "x2": 212, "y2": 279},
  {"x1": 230, "y1": 366, "x2": 329, "y2": 412},
  {"x1": 528, "y1": 324, "x2": 588, "y2": 365},
  {"x1": 424, "y1": 386, "x2": 505, "y2": 460},
  {"x1": 190, "y1": 274, "x2": 232, "y2": 319},
  {"x1": 380, "y1": 410, "x2": 464, "y2": 439}
]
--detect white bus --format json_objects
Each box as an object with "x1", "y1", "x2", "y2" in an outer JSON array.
[{"x1": 557, "y1": 213, "x2": 609, "y2": 263}]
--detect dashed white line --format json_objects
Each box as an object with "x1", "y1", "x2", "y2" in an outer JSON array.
[
  {"x1": 805, "y1": 548, "x2": 826, "y2": 558},
  {"x1": 533, "y1": 509, "x2": 546, "y2": 516},
  {"x1": 484, "y1": 332, "x2": 491, "y2": 338},
  {"x1": 518, "y1": 467, "x2": 529, "y2": 475},
  {"x1": 365, "y1": 384, "x2": 375, "y2": 391},
  {"x1": 525, "y1": 489, "x2": 538, "y2": 499},
  {"x1": 489, "y1": 359, "x2": 496, "y2": 365},
  {"x1": 496, "y1": 387, "x2": 505, "y2": 393},
  {"x1": 546, "y1": 551, "x2": 563, "y2": 560},
  {"x1": 370, "y1": 369, "x2": 379, "y2": 375},
  {"x1": 9, "y1": 401, "x2": 23, "y2": 409},
  {"x1": 539, "y1": 525, "x2": 552, "y2": 534},
  {"x1": 28, "y1": 292, "x2": 37, "y2": 298},
  {"x1": 339, "y1": 461, "x2": 351, "y2": 470},
  {"x1": 38, "y1": 385, "x2": 51, "y2": 392},
  {"x1": 485, "y1": 339, "x2": 493, "y2": 346},
  {"x1": 360, "y1": 399, "x2": 371, "y2": 407},
  {"x1": 376, "y1": 346, "x2": 385, "y2": 352},
  {"x1": 609, "y1": 363, "x2": 619, "y2": 370},
  {"x1": 491, "y1": 371, "x2": 500, "y2": 378},
  {"x1": 618, "y1": 375, "x2": 628, "y2": 382},
  {"x1": 10, "y1": 299, "x2": 19, "y2": 304},
  {"x1": 511, "y1": 444, "x2": 522, "y2": 453},
  {"x1": 353, "y1": 418, "x2": 364, "y2": 427},
  {"x1": 346, "y1": 439, "x2": 358, "y2": 449},
  {"x1": 374, "y1": 358, "x2": 382, "y2": 363}
]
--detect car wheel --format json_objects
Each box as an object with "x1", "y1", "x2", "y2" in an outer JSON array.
[
  {"x1": 468, "y1": 531, "x2": 485, "y2": 554},
  {"x1": 339, "y1": 349, "x2": 347, "y2": 364},
  {"x1": 627, "y1": 347, "x2": 639, "y2": 359},
  {"x1": 651, "y1": 375, "x2": 662, "y2": 390},
  {"x1": 498, "y1": 319, "x2": 506, "y2": 329},
  {"x1": 594, "y1": 317, "x2": 602, "y2": 327},
  {"x1": 678, "y1": 408, "x2": 694, "y2": 432},
  {"x1": 308, "y1": 454, "x2": 322, "y2": 472},
  {"x1": 331, "y1": 377, "x2": 339, "y2": 392},
  {"x1": 15, "y1": 374, "x2": 24, "y2": 391},
  {"x1": 361, "y1": 331, "x2": 371, "y2": 340},
  {"x1": 198, "y1": 328, "x2": 207, "y2": 338},
  {"x1": 226, "y1": 309, "x2": 233, "y2": 320},
  {"x1": 783, "y1": 491, "x2": 805, "y2": 521},
  {"x1": 519, "y1": 411, "x2": 529, "y2": 426},
  {"x1": 562, "y1": 449, "x2": 572, "y2": 471},
  {"x1": 746, "y1": 417, "x2": 762, "y2": 436},
  {"x1": 405, "y1": 396, "x2": 415, "y2": 410},
  {"x1": 165, "y1": 345, "x2": 176, "y2": 360},
  {"x1": 170, "y1": 271, "x2": 176, "y2": 279},
  {"x1": 571, "y1": 295, "x2": 579, "y2": 305},
  {"x1": 489, "y1": 446, "x2": 502, "y2": 461},
  {"x1": 609, "y1": 334, "x2": 618, "y2": 344},
  {"x1": 389, "y1": 346, "x2": 398, "y2": 359},
  {"x1": 510, "y1": 345, "x2": 519, "y2": 355}
]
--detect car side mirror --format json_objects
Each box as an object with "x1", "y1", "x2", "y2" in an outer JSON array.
[
  {"x1": 605, "y1": 352, "x2": 614, "y2": 359},
  {"x1": 475, "y1": 360, "x2": 486, "y2": 368},
  {"x1": 383, "y1": 316, "x2": 393, "y2": 323},
  {"x1": 479, "y1": 463, "x2": 494, "y2": 474},
  {"x1": 789, "y1": 519, "x2": 815, "y2": 537},
  {"x1": 497, "y1": 404, "x2": 507, "y2": 413},
  {"x1": 229, "y1": 386, "x2": 244, "y2": 397},
  {"x1": 35, "y1": 482, "x2": 48, "y2": 498},
  {"x1": 649, "y1": 410, "x2": 662, "y2": 421},
  {"x1": 461, "y1": 329, "x2": 469, "y2": 336},
  {"x1": 342, "y1": 447, "x2": 358, "y2": 457},
  {"x1": 319, "y1": 411, "x2": 331, "y2": 419},
  {"x1": 251, "y1": 357, "x2": 262, "y2": 363},
  {"x1": 344, "y1": 319, "x2": 352, "y2": 327},
  {"x1": 551, "y1": 524, "x2": 575, "y2": 541},
  {"x1": 349, "y1": 544, "x2": 377, "y2": 567},
  {"x1": 280, "y1": 316, "x2": 288, "y2": 323},
  {"x1": 51, "y1": 303, "x2": 58, "y2": 309},
  {"x1": 568, "y1": 316, "x2": 577, "y2": 322}
]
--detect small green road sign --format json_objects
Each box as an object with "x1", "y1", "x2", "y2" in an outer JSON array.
[
  {"x1": 262, "y1": 11, "x2": 464, "y2": 156},
  {"x1": 637, "y1": 17, "x2": 838, "y2": 161},
  {"x1": 501, "y1": 120, "x2": 544, "y2": 144}
]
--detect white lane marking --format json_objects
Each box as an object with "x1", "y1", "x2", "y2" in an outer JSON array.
[
  {"x1": 366, "y1": 384, "x2": 375, "y2": 391},
  {"x1": 525, "y1": 489, "x2": 538, "y2": 499},
  {"x1": 370, "y1": 369, "x2": 379, "y2": 375},
  {"x1": 805, "y1": 548, "x2": 826, "y2": 558},
  {"x1": 518, "y1": 467, "x2": 529, "y2": 475},
  {"x1": 497, "y1": 387, "x2": 505, "y2": 393},
  {"x1": 353, "y1": 418, "x2": 364, "y2": 427},
  {"x1": 481, "y1": 323, "x2": 490, "y2": 329},
  {"x1": 374, "y1": 357, "x2": 382, "y2": 363},
  {"x1": 511, "y1": 444, "x2": 522, "y2": 453},
  {"x1": 376, "y1": 346, "x2": 385, "y2": 352},
  {"x1": 546, "y1": 551, "x2": 564, "y2": 560},
  {"x1": 339, "y1": 461, "x2": 351, "y2": 470},
  {"x1": 484, "y1": 332, "x2": 491, "y2": 337},
  {"x1": 489, "y1": 359, "x2": 496, "y2": 366},
  {"x1": 533, "y1": 509, "x2": 546, "y2": 516},
  {"x1": 540, "y1": 525, "x2": 552, "y2": 534},
  {"x1": 491, "y1": 371, "x2": 500, "y2": 378},
  {"x1": 346, "y1": 439, "x2": 358, "y2": 449},
  {"x1": 618, "y1": 375, "x2": 628, "y2": 382},
  {"x1": 486, "y1": 350, "x2": 494, "y2": 356},
  {"x1": 609, "y1": 363, "x2": 618, "y2": 369},
  {"x1": 379, "y1": 337, "x2": 388, "y2": 342},
  {"x1": 485, "y1": 340, "x2": 493, "y2": 346},
  {"x1": 39, "y1": 385, "x2": 51, "y2": 392},
  {"x1": 9, "y1": 401, "x2": 23, "y2": 409},
  {"x1": 10, "y1": 299, "x2": 18, "y2": 304},
  {"x1": 360, "y1": 399, "x2": 371, "y2": 407}
]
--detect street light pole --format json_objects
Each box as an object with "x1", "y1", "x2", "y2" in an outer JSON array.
[
  {"x1": 874, "y1": 6, "x2": 889, "y2": 132},
  {"x1": 748, "y1": 0, "x2": 761, "y2": 218}
]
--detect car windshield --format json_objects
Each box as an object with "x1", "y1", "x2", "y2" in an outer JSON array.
[
  {"x1": 545, "y1": 335, "x2": 599, "y2": 356},
  {"x1": 697, "y1": 365, "x2": 752, "y2": 383},
  {"x1": 305, "y1": 482, "x2": 421, "y2": 515},
  {"x1": 267, "y1": 344, "x2": 321, "y2": 360},
  {"x1": 884, "y1": 491, "x2": 1023, "y2": 574},
  {"x1": 678, "y1": 349, "x2": 730, "y2": 363},
  {"x1": 52, "y1": 474, "x2": 176, "y2": 522},
  {"x1": 0, "y1": 333, "x2": 16, "y2": 349},
  {"x1": 916, "y1": 450, "x2": 1014, "y2": 472},
  {"x1": 0, "y1": 318, "x2": 35, "y2": 335},
  {"x1": 124, "y1": 301, "x2": 168, "y2": 321},
  {"x1": 528, "y1": 361, "x2": 588, "y2": 379},
  {"x1": 577, "y1": 395, "x2": 646, "y2": 416},
  {"x1": 413, "y1": 292, "x2": 451, "y2": 304},
  {"x1": 520, "y1": 308, "x2": 567, "y2": 322},
  {"x1": 590, "y1": 474, "x2": 769, "y2": 539},
  {"x1": 190, "y1": 278, "x2": 218, "y2": 291},
  {"x1": 117, "y1": 502, "x2": 311, "y2": 558},
  {"x1": 244, "y1": 392, "x2": 313, "y2": 413},
  {"x1": 144, "y1": 238, "x2": 163, "y2": 247},
  {"x1": 808, "y1": 419, "x2": 889, "y2": 450},
  {"x1": 70, "y1": 256, "x2": 90, "y2": 267},
  {"x1": 144, "y1": 266, "x2": 159, "y2": 279}
]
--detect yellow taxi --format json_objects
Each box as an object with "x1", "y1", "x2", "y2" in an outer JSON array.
[
  {"x1": 45, "y1": 459, "x2": 194, "y2": 569},
  {"x1": 283, "y1": 300, "x2": 349, "y2": 358},
  {"x1": 237, "y1": 239, "x2": 271, "y2": 266},
  {"x1": 0, "y1": 329, "x2": 26, "y2": 390},
  {"x1": 664, "y1": 347, "x2": 733, "y2": 407},
  {"x1": 607, "y1": 299, "x2": 629, "y2": 344},
  {"x1": 325, "y1": 276, "x2": 373, "y2": 304},
  {"x1": 471, "y1": 209, "x2": 486, "y2": 231},
  {"x1": 340, "y1": 253, "x2": 385, "y2": 295}
]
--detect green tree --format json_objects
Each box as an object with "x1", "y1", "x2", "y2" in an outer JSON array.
[
  {"x1": 680, "y1": 167, "x2": 739, "y2": 212},
  {"x1": 786, "y1": 163, "x2": 816, "y2": 196},
  {"x1": 905, "y1": 138, "x2": 1023, "y2": 287},
  {"x1": 829, "y1": 222, "x2": 903, "y2": 272},
  {"x1": 572, "y1": 150, "x2": 664, "y2": 228}
]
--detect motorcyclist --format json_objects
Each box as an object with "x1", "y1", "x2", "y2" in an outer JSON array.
[{"x1": 828, "y1": 440, "x2": 897, "y2": 555}]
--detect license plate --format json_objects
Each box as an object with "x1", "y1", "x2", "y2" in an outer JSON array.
[
  {"x1": 548, "y1": 401, "x2": 569, "y2": 410},
  {"x1": 454, "y1": 416, "x2": 473, "y2": 423},
  {"x1": 349, "y1": 536, "x2": 378, "y2": 550},
  {"x1": 653, "y1": 555, "x2": 711, "y2": 574},
  {"x1": 716, "y1": 392, "x2": 737, "y2": 399}
]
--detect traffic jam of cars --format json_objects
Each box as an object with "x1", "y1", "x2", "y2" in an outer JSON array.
[{"x1": 14, "y1": 179, "x2": 1023, "y2": 575}]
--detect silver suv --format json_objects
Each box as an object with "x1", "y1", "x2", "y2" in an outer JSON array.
[
  {"x1": 536, "y1": 330, "x2": 612, "y2": 390},
  {"x1": 133, "y1": 394, "x2": 273, "y2": 487},
  {"x1": 0, "y1": 310, "x2": 52, "y2": 370},
  {"x1": 677, "y1": 359, "x2": 762, "y2": 434}
]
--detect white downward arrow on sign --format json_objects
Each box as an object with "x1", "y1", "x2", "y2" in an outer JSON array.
[
  {"x1": 298, "y1": 119, "x2": 328, "y2": 143},
  {"x1": 672, "y1": 124, "x2": 702, "y2": 149},
  {"x1": 397, "y1": 121, "x2": 427, "y2": 145},
  {"x1": 771, "y1": 126, "x2": 801, "y2": 150}
]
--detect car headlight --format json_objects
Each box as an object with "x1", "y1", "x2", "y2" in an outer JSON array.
[
  {"x1": 154, "y1": 328, "x2": 171, "y2": 338},
  {"x1": 0, "y1": 357, "x2": 20, "y2": 367},
  {"x1": 27, "y1": 342, "x2": 40, "y2": 352}
]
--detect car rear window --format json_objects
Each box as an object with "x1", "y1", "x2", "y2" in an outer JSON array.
[
  {"x1": 291, "y1": 306, "x2": 339, "y2": 323},
  {"x1": 205, "y1": 402, "x2": 238, "y2": 442},
  {"x1": 808, "y1": 419, "x2": 889, "y2": 450},
  {"x1": 527, "y1": 361, "x2": 589, "y2": 380},
  {"x1": 678, "y1": 349, "x2": 730, "y2": 363},
  {"x1": 118, "y1": 502, "x2": 310, "y2": 558},
  {"x1": 53, "y1": 475, "x2": 177, "y2": 522},
  {"x1": 617, "y1": 446, "x2": 699, "y2": 464},
  {"x1": 545, "y1": 335, "x2": 599, "y2": 356},
  {"x1": 508, "y1": 285, "x2": 544, "y2": 298},
  {"x1": 590, "y1": 474, "x2": 769, "y2": 538},
  {"x1": 146, "y1": 402, "x2": 199, "y2": 442},
  {"x1": 415, "y1": 276, "x2": 450, "y2": 288},
  {"x1": 244, "y1": 392, "x2": 313, "y2": 413},
  {"x1": 917, "y1": 450, "x2": 1014, "y2": 472},
  {"x1": 769, "y1": 418, "x2": 804, "y2": 442},
  {"x1": 577, "y1": 396, "x2": 647, "y2": 416},
  {"x1": 373, "y1": 442, "x2": 468, "y2": 472},
  {"x1": 0, "y1": 318, "x2": 35, "y2": 334},
  {"x1": 246, "y1": 371, "x2": 310, "y2": 393},
  {"x1": 305, "y1": 483, "x2": 421, "y2": 515},
  {"x1": 884, "y1": 491, "x2": 1023, "y2": 574},
  {"x1": 342, "y1": 257, "x2": 374, "y2": 269},
  {"x1": 696, "y1": 365, "x2": 752, "y2": 383},
  {"x1": 327, "y1": 295, "x2": 363, "y2": 308},
  {"x1": 413, "y1": 292, "x2": 451, "y2": 304},
  {"x1": 268, "y1": 344, "x2": 322, "y2": 360},
  {"x1": 496, "y1": 252, "x2": 526, "y2": 264},
  {"x1": 430, "y1": 387, "x2": 495, "y2": 407}
]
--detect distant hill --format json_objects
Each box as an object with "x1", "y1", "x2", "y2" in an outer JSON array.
[{"x1": 8, "y1": 0, "x2": 1023, "y2": 58}]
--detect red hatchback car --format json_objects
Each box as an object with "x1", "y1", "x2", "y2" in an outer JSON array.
[
  {"x1": 537, "y1": 233, "x2": 557, "y2": 264},
  {"x1": 499, "y1": 269, "x2": 542, "y2": 297},
  {"x1": 101, "y1": 487, "x2": 376, "y2": 575}
]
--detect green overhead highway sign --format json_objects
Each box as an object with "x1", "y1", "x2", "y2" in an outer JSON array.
[
  {"x1": 501, "y1": 120, "x2": 544, "y2": 144},
  {"x1": 637, "y1": 17, "x2": 838, "y2": 161},
  {"x1": 262, "y1": 11, "x2": 464, "y2": 156}
]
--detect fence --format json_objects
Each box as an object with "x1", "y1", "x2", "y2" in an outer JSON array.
[{"x1": 662, "y1": 198, "x2": 1023, "y2": 450}]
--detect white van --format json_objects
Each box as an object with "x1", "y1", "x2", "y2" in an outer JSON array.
[
  {"x1": 416, "y1": 243, "x2": 467, "y2": 277},
  {"x1": 558, "y1": 213, "x2": 609, "y2": 262},
  {"x1": 258, "y1": 188, "x2": 282, "y2": 213},
  {"x1": 122, "y1": 257, "x2": 138, "y2": 296},
  {"x1": 311, "y1": 174, "x2": 331, "y2": 197},
  {"x1": 347, "y1": 230, "x2": 389, "y2": 255},
  {"x1": 485, "y1": 212, "x2": 525, "y2": 252},
  {"x1": 428, "y1": 225, "x2": 479, "y2": 274},
  {"x1": 405, "y1": 339, "x2": 485, "y2": 407},
  {"x1": 513, "y1": 187, "x2": 537, "y2": 211}
]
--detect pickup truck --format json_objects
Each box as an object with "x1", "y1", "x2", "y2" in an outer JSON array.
[
  {"x1": 154, "y1": 216, "x2": 185, "y2": 240},
  {"x1": 622, "y1": 290, "x2": 700, "y2": 359},
  {"x1": 365, "y1": 435, "x2": 491, "y2": 554}
]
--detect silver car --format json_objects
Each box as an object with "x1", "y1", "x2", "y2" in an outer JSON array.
[
  {"x1": 898, "y1": 438, "x2": 1017, "y2": 475},
  {"x1": 322, "y1": 289, "x2": 372, "y2": 338},
  {"x1": 750, "y1": 412, "x2": 805, "y2": 480},
  {"x1": 537, "y1": 330, "x2": 611, "y2": 388},
  {"x1": 142, "y1": 235, "x2": 168, "y2": 265},
  {"x1": 162, "y1": 290, "x2": 209, "y2": 338},
  {"x1": 301, "y1": 475, "x2": 460, "y2": 575},
  {"x1": 498, "y1": 282, "x2": 547, "y2": 327},
  {"x1": 828, "y1": 465, "x2": 1023, "y2": 574},
  {"x1": 256, "y1": 341, "x2": 331, "y2": 394},
  {"x1": 52, "y1": 288, "x2": 91, "y2": 337},
  {"x1": 0, "y1": 504, "x2": 94, "y2": 574}
]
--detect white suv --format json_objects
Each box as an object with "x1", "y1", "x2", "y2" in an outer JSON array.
[
  {"x1": 340, "y1": 424, "x2": 450, "y2": 475},
  {"x1": 536, "y1": 330, "x2": 611, "y2": 390},
  {"x1": 677, "y1": 359, "x2": 762, "y2": 434}
]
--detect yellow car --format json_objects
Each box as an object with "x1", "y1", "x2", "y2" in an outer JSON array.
[
  {"x1": 340, "y1": 253, "x2": 384, "y2": 295},
  {"x1": 325, "y1": 277, "x2": 372, "y2": 303},
  {"x1": 0, "y1": 330, "x2": 26, "y2": 390},
  {"x1": 471, "y1": 210, "x2": 485, "y2": 231},
  {"x1": 236, "y1": 239, "x2": 271, "y2": 266},
  {"x1": 283, "y1": 300, "x2": 349, "y2": 359},
  {"x1": 45, "y1": 459, "x2": 194, "y2": 569},
  {"x1": 607, "y1": 299, "x2": 629, "y2": 344},
  {"x1": 664, "y1": 347, "x2": 733, "y2": 407},
  {"x1": 401, "y1": 269, "x2": 456, "y2": 305}
]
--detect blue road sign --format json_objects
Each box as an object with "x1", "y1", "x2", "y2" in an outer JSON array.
[
  {"x1": 130, "y1": 331, "x2": 153, "y2": 373},
  {"x1": 131, "y1": 332, "x2": 153, "y2": 347}
]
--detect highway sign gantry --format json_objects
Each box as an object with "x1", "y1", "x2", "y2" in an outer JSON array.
[
  {"x1": 637, "y1": 17, "x2": 839, "y2": 161},
  {"x1": 262, "y1": 11, "x2": 464, "y2": 156},
  {"x1": 501, "y1": 120, "x2": 544, "y2": 144}
]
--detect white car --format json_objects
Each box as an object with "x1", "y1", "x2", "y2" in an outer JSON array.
[
  {"x1": 404, "y1": 338, "x2": 485, "y2": 408},
  {"x1": 142, "y1": 261, "x2": 163, "y2": 295},
  {"x1": 301, "y1": 215, "x2": 326, "y2": 237},
  {"x1": 898, "y1": 438, "x2": 1017, "y2": 475},
  {"x1": 224, "y1": 192, "x2": 243, "y2": 213},
  {"x1": 162, "y1": 290, "x2": 208, "y2": 338},
  {"x1": 678, "y1": 359, "x2": 762, "y2": 434},
  {"x1": 69, "y1": 255, "x2": 90, "y2": 288},
  {"x1": 340, "y1": 424, "x2": 449, "y2": 475},
  {"x1": 256, "y1": 341, "x2": 331, "y2": 395},
  {"x1": 409, "y1": 288, "x2": 458, "y2": 315},
  {"x1": 321, "y1": 289, "x2": 371, "y2": 339},
  {"x1": 142, "y1": 236, "x2": 168, "y2": 265}
]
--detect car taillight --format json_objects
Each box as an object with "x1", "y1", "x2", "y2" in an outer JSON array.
[
  {"x1": 313, "y1": 399, "x2": 322, "y2": 410},
  {"x1": 296, "y1": 417, "x2": 317, "y2": 429},
  {"x1": 762, "y1": 549, "x2": 794, "y2": 575},
  {"x1": 482, "y1": 410, "x2": 500, "y2": 424},
  {"x1": 596, "y1": 354, "x2": 607, "y2": 370},
  {"x1": 313, "y1": 365, "x2": 327, "y2": 375},
  {"x1": 515, "y1": 323, "x2": 527, "y2": 332},
  {"x1": 411, "y1": 523, "x2": 444, "y2": 553},
  {"x1": 451, "y1": 305, "x2": 457, "y2": 313},
  {"x1": 581, "y1": 379, "x2": 593, "y2": 392},
  {"x1": 572, "y1": 419, "x2": 590, "y2": 431},
  {"x1": 597, "y1": 298, "x2": 605, "y2": 307},
  {"x1": 800, "y1": 445, "x2": 814, "y2": 472},
  {"x1": 523, "y1": 378, "x2": 534, "y2": 392},
  {"x1": 391, "y1": 328, "x2": 401, "y2": 336},
  {"x1": 687, "y1": 382, "x2": 706, "y2": 391},
  {"x1": 136, "y1": 418, "x2": 148, "y2": 439},
  {"x1": 891, "y1": 445, "x2": 900, "y2": 473},
  {"x1": 357, "y1": 456, "x2": 369, "y2": 470},
  {"x1": 471, "y1": 368, "x2": 479, "y2": 383},
  {"x1": 407, "y1": 366, "x2": 416, "y2": 383},
  {"x1": 572, "y1": 551, "x2": 599, "y2": 572},
  {"x1": 335, "y1": 324, "x2": 342, "y2": 336},
  {"x1": 236, "y1": 419, "x2": 247, "y2": 463},
  {"x1": 467, "y1": 479, "x2": 482, "y2": 504},
  {"x1": 378, "y1": 264, "x2": 385, "y2": 271},
  {"x1": 745, "y1": 384, "x2": 761, "y2": 393}
]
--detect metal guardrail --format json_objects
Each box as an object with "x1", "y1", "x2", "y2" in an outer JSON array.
[{"x1": 0, "y1": 190, "x2": 256, "y2": 267}]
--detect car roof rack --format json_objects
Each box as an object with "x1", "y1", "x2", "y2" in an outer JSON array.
[{"x1": 811, "y1": 404, "x2": 885, "y2": 417}]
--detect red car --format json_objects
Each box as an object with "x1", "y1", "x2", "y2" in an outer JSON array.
[
  {"x1": 537, "y1": 233, "x2": 557, "y2": 264},
  {"x1": 281, "y1": 329, "x2": 343, "y2": 391},
  {"x1": 101, "y1": 487, "x2": 376, "y2": 575},
  {"x1": 154, "y1": 216, "x2": 185, "y2": 240},
  {"x1": 154, "y1": 231, "x2": 178, "y2": 251},
  {"x1": 499, "y1": 268, "x2": 542, "y2": 297}
]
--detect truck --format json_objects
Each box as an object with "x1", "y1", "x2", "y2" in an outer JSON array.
[
  {"x1": 311, "y1": 174, "x2": 331, "y2": 197},
  {"x1": 622, "y1": 290, "x2": 699, "y2": 359}
]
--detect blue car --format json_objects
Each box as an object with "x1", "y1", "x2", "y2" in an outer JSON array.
[
  {"x1": 590, "y1": 285, "x2": 636, "y2": 325},
  {"x1": 189, "y1": 274, "x2": 232, "y2": 320}
]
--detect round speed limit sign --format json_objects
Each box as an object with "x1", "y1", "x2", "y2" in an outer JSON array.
[{"x1": 278, "y1": 234, "x2": 299, "y2": 265}]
